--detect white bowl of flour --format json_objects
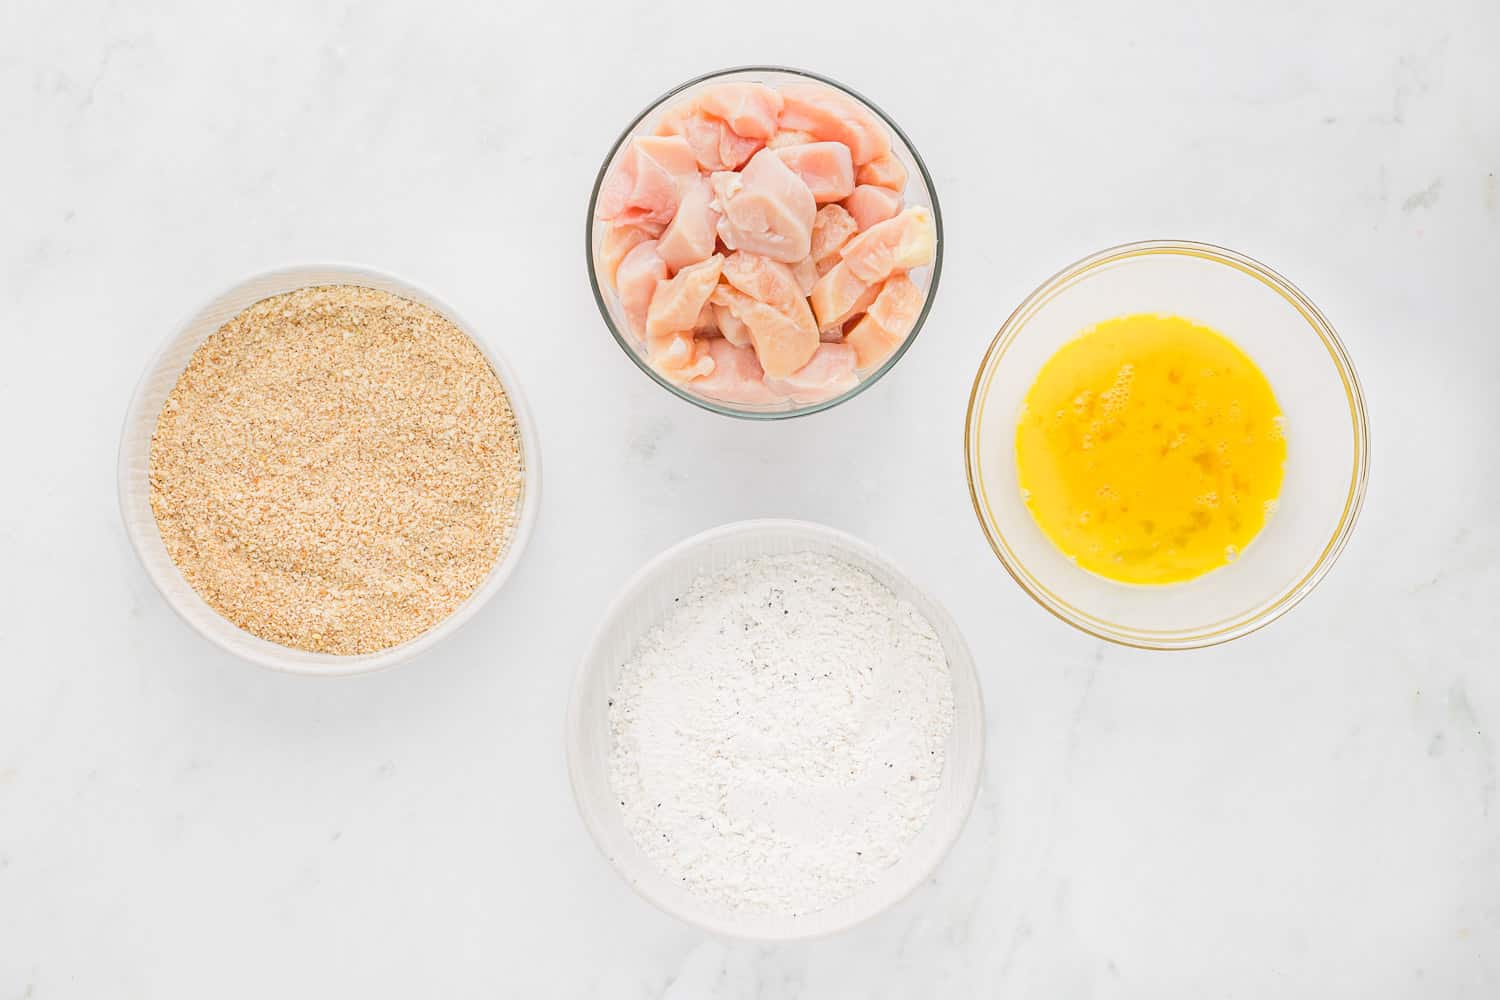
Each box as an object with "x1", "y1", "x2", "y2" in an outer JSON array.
[{"x1": 567, "y1": 519, "x2": 983, "y2": 940}]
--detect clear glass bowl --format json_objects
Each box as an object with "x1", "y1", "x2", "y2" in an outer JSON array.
[
  {"x1": 965, "y1": 241, "x2": 1370, "y2": 649},
  {"x1": 586, "y1": 66, "x2": 943, "y2": 419}
]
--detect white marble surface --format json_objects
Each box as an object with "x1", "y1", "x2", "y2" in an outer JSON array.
[{"x1": 2, "y1": 0, "x2": 1497, "y2": 995}]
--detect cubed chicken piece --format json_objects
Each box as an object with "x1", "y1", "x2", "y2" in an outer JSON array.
[
  {"x1": 774, "y1": 142, "x2": 855, "y2": 204},
  {"x1": 844, "y1": 315, "x2": 901, "y2": 371},
  {"x1": 766, "y1": 129, "x2": 817, "y2": 149},
  {"x1": 856, "y1": 152, "x2": 907, "y2": 192},
  {"x1": 866, "y1": 272, "x2": 922, "y2": 335},
  {"x1": 809, "y1": 260, "x2": 879, "y2": 332},
  {"x1": 847, "y1": 281, "x2": 881, "y2": 321},
  {"x1": 695, "y1": 82, "x2": 785, "y2": 140},
  {"x1": 713, "y1": 302, "x2": 752, "y2": 347},
  {"x1": 790, "y1": 256, "x2": 818, "y2": 297},
  {"x1": 598, "y1": 223, "x2": 653, "y2": 289},
  {"x1": 777, "y1": 84, "x2": 891, "y2": 165},
  {"x1": 810, "y1": 204, "x2": 859, "y2": 275},
  {"x1": 838, "y1": 206, "x2": 937, "y2": 282},
  {"x1": 656, "y1": 105, "x2": 762, "y2": 172},
  {"x1": 645, "y1": 254, "x2": 724, "y2": 340},
  {"x1": 842, "y1": 184, "x2": 903, "y2": 232},
  {"x1": 721, "y1": 251, "x2": 810, "y2": 317},
  {"x1": 690, "y1": 338, "x2": 780, "y2": 405},
  {"x1": 846, "y1": 273, "x2": 923, "y2": 369},
  {"x1": 720, "y1": 250, "x2": 820, "y2": 347},
  {"x1": 693, "y1": 300, "x2": 720, "y2": 336},
  {"x1": 633, "y1": 134, "x2": 699, "y2": 174},
  {"x1": 657, "y1": 175, "x2": 721, "y2": 273},
  {"x1": 647, "y1": 329, "x2": 715, "y2": 382},
  {"x1": 765, "y1": 342, "x2": 859, "y2": 403},
  {"x1": 710, "y1": 148, "x2": 816, "y2": 263},
  {"x1": 710, "y1": 284, "x2": 818, "y2": 379},
  {"x1": 616, "y1": 240, "x2": 668, "y2": 337},
  {"x1": 597, "y1": 135, "x2": 699, "y2": 230}
]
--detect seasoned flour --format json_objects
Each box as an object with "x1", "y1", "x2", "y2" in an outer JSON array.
[{"x1": 608, "y1": 552, "x2": 954, "y2": 917}]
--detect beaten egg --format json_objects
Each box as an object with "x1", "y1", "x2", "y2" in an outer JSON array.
[{"x1": 1015, "y1": 314, "x2": 1286, "y2": 585}]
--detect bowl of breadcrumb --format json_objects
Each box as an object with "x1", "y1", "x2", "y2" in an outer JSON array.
[{"x1": 119, "y1": 264, "x2": 541, "y2": 675}]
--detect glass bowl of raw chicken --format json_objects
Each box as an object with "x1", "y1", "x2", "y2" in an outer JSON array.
[{"x1": 588, "y1": 67, "x2": 943, "y2": 418}]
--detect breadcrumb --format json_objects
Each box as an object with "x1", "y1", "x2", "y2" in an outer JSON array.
[{"x1": 149, "y1": 285, "x2": 524, "y2": 655}]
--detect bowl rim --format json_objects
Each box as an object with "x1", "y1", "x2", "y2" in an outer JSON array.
[
  {"x1": 564, "y1": 518, "x2": 984, "y2": 941},
  {"x1": 964, "y1": 239, "x2": 1371, "y2": 650},
  {"x1": 585, "y1": 65, "x2": 945, "y2": 421},
  {"x1": 117, "y1": 262, "x2": 543, "y2": 677}
]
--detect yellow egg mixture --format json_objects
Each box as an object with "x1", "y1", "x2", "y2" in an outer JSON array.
[{"x1": 1015, "y1": 314, "x2": 1286, "y2": 585}]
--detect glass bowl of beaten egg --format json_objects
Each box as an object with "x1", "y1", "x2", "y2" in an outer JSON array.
[
  {"x1": 586, "y1": 66, "x2": 943, "y2": 419},
  {"x1": 966, "y1": 241, "x2": 1369, "y2": 649}
]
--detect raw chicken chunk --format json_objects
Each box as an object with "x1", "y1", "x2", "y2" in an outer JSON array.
[
  {"x1": 645, "y1": 254, "x2": 724, "y2": 340},
  {"x1": 711, "y1": 284, "x2": 818, "y2": 378},
  {"x1": 657, "y1": 175, "x2": 721, "y2": 273},
  {"x1": 721, "y1": 252, "x2": 821, "y2": 359},
  {"x1": 809, "y1": 260, "x2": 877, "y2": 332},
  {"x1": 766, "y1": 129, "x2": 817, "y2": 149},
  {"x1": 847, "y1": 281, "x2": 882, "y2": 320},
  {"x1": 846, "y1": 273, "x2": 922, "y2": 369},
  {"x1": 690, "y1": 338, "x2": 780, "y2": 405},
  {"x1": 810, "y1": 204, "x2": 859, "y2": 275},
  {"x1": 598, "y1": 135, "x2": 698, "y2": 230},
  {"x1": 695, "y1": 83, "x2": 785, "y2": 140},
  {"x1": 845, "y1": 314, "x2": 900, "y2": 370},
  {"x1": 616, "y1": 239, "x2": 668, "y2": 336},
  {"x1": 774, "y1": 141, "x2": 855, "y2": 204},
  {"x1": 838, "y1": 206, "x2": 936, "y2": 282},
  {"x1": 866, "y1": 272, "x2": 922, "y2": 334},
  {"x1": 722, "y1": 251, "x2": 811, "y2": 316},
  {"x1": 598, "y1": 223, "x2": 653, "y2": 288},
  {"x1": 766, "y1": 342, "x2": 859, "y2": 402},
  {"x1": 777, "y1": 84, "x2": 891, "y2": 164},
  {"x1": 693, "y1": 300, "x2": 720, "y2": 336},
  {"x1": 790, "y1": 256, "x2": 819, "y2": 297},
  {"x1": 842, "y1": 184, "x2": 903, "y2": 232},
  {"x1": 856, "y1": 152, "x2": 907, "y2": 192},
  {"x1": 656, "y1": 105, "x2": 763, "y2": 172},
  {"x1": 648, "y1": 329, "x2": 715, "y2": 382},
  {"x1": 713, "y1": 302, "x2": 752, "y2": 347},
  {"x1": 711, "y1": 148, "x2": 817, "y2": 263}
]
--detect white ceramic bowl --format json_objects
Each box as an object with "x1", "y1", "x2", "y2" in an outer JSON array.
[
  {"x1": 118, "y1": 264, "x2": 542, "y2": 676},
  {"x1": 566, "y1": 519, "x2": 983, "y2": 941}
]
